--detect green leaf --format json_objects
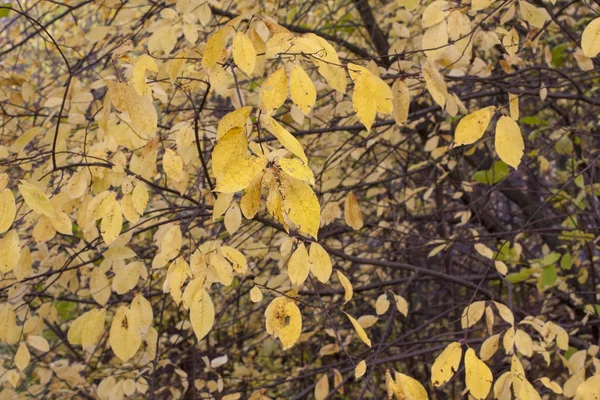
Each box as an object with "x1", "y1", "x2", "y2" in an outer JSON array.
[
  {"x1": 472, "y1": 161, "x2": 509, "y2": 185},
  {"x1": 541, "y1": 265, "x2": 557, "y2": 287},
  {"x1": 519, "y1": 116, "x2": 547, "y2": 126},
  {"x1": 551, "y1": 45, "x2": 566, "y2": 68},
  {"x1": 0, "y1": 4, "x2": 11, "y2": 18},
  {"x1": 506, "y1": 268, "x2": 534, "y2": 283},
  {"x1": 560, "y1": 253, "x2": 572, "y2": 270},
  {"x1": 541, "y1": 252, "x2": 560, "y2": 266}
]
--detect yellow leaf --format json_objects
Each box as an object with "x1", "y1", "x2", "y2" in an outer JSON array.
[
  {"x1": 431, "y1": 342, "x2": 462, "y2": 387},
  {"x1": 250, "y1": 286, "x2": 263, "y2": 302},
  {"x1": 212, "y1": 128, "x2": 267, "y2": 193},
  {"x1": 394, "y1": 372, "x2": 429, "y2": 400},
  {"x1": 131, "y1": 54, "x2": 158, "y2": 97},
  {"x1": 110, "y1": 306, "x2": 141, "y2": 362},
  {"x1": 0, "y1": 189, "x2": 16, "y2": 234},
  {"x1": 422, "y1": 62, "x2": 448, "y2": 109},
  {"x1": 504, "y1": 327, "x2": 516, "y2": 355},
  {"x1": 260, "y1": 67, "x2": 287, "y2": 111},
  {"x1": 232, "y1": 32, "x2": 256, "y2": 76},
  {"x1": 392, "y1": 80, "x2": 410, "y2": 125},
  {"x1": 376, "y1": 293, "x2": 390, "y2": 315},
  {"x1": 461, "y1": 301, "x2": 486, "y2": 329},
  {"x1": 27, "y1": 335, "x2": 50, "y2": 353},
  {"x1": 519, "y1": 379, "x2": 542, "y2": 400},
  {"x1": 355, "y1": 360, "x2": 367, "y2": 379},
  {"x1": 493, "y1": 301, "x2": 515, "y2": 325},
  {"x1": 18, "y1": 180, "x2": 54, "y2": 217},
  {"x1": 539, "y1": 377, "x2": 562, "y2": 395},
  {"x1": 261, "y1": 115, "x2": 308, "y2": 163},
  {"x1": 515, "y1": 329, "x2": 533, "y2": 357},
  {"x1": 351, "y1": 71, "x2": 377, "y2": 131},
  {"x1": 190, "y1": 289, "x2": 215, "y2": 341},
  {"x1": 495, "y1": 260, "x2": 508, "y2": 275},
  {"x1": 495, "y1": 116, "x2": 524, "y2": 169},
  {"x1": 224, "y1": 202, "x2": 242, "y2": 235},
  {"x1": 581, "y1": 18, "x2": 600, "y2": 58},
  {"x1": 575, "y1": 375, "x2": 600, "y2": 400},
  {"x1": 0, "y1": 304, "x2": 18, "y2": 344},
  {"x1": 333, "y1": 368, "x2": 344, "y2": 394},
  {"x1": 472, "y1": 0, "x2": 494, "y2": 10},
  {"x1": 315, "y1": 374, "x2": 329, "y2": 400},
  {"x1": 265, "y1": 297, "x2": 302, "y2": 350},
  {"x1": 519, "y1": 1, "x2": 548, "y2": 29},
  {"x1": 345, "y1": 312, "x2": 371, "y2": 347},
  {"x1": 337, "y1": 270, "x2": 353, "y2": 303},
  {"x1": 240, "y1": 175, "x2": 262, "y2": 219},
  {"x1": 454, "y1": 107, "x2": 495, "y2": 146},
  {"x1": 217, "y1": 106, "x2": 253, "y2": 140},
  {"x1": 0, "y1": 229, "x2": 20, "y2": 273},
  {"x1": 49, "y1": 211, "x2": 72, "y2": 235},
  {"x1": 289, "y1": 64, "x2": 316, "y2": 115},
  {"x1": 422, "y1": 20, "x2": 448, "y2": 61},
  {"x1": 203, "y1": 28, "x2": 229, "y2": 69},
  {"x1": 100, "y1": 198, "x2": 122, "y2": 245},
  {"x1": 480, "y1": 334, "x2": 500, "y2": 361},
  {"x1": 288, "y1": 242, "x2": 310, "y2": 286},
  {"x1": 344, "y1": 191, "x2": 363, "y2": 230},
  {"x1": 14, "y1": 342, "x2": 30, "y2": 371},
  {"x1": 422, "y1": 1, "x2": 449, "y2": 28},
  {"x1": 278, "y1": 174, "x2": 320, "y2": 239},
  {"x1": 279, "y1": 158, "x2": 315, "y2": 185},
  {"x1": 509, "y1": 93, "x2": 519, "y2": 120},
  {"x1": 131, "y1": 294, "x2": 153, "y2": 328},
  {"x1": 474, "y1": 243, "x2": 494, "y2": 259},
  {"x1": 81, "y1": 308, "x2": 106, "y2": 349},
  {"x1": 163, "y1": 149, "x2": 185, "y2": 182},
  {"x1": 90, "y1": 269, "x2": 111, "y2": 306},
  {"x1": 309, "y1": 243, "x2": 332, "y2": 283},
  {"x1": 465, "y1": 348, "x2": 493, "y2": 399},
  {"x1": 394, "y1": 294, "x2": 409, "y2": 317}
]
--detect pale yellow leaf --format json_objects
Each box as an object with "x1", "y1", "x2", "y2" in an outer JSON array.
[
  {"x1": 100, "y1": 198, "x2": 122, "y2": 245},
  {"x1": 0, "y1": 189, "x2": 16, "y2": 234},
  {"x1": 110, "y1": 306, "x2": 141, "y2": 362},
  {"x1": 539, "y1": 377, "x2": 562, "y2": 395},
  {"x1": 493, "y1": 301, "x2": 515, "y2": 325},
  {"x1": 14, "y1": 343, "x2": 30, "y2": 371},
  {"x1": 345, "y1": 312, "x2": 371, "y2": 347},
  {"x1": 515, "y1": 329, "x2": 533, "y2": 357},
  {"x1": 351, "y1": 72, "x2": 377, "y2": 131},
  {"x1": 18, "y1": 180, "x2": 54, "y2": 217},
  {"x1": 575, "y1": 375, "x2": 600, "y2": 400},
  {"x1": 0, "y1": 229, "x2": 20, "y2": 273},
  {"x1": 250, "y1": 286, "x2": 263, "y2": 302},
  {"x1": 422, "y1": 1, "x2": 449, "y2": 28},
  {"x1": 376, "y1": 293, "x2": 390, "y2": 315},
  {"x1": 232, "y1": 32, "x2": 257, "y2": 76},
  {"x1": 582, "y1": 18, "x2": 600, "y2": 58},
  {"x1": 474, "y1": 243, "x2": 494, "y2": 259},
  {"x1": 203, "y1": 28, "x2": 229, "y2": 69},
  {"x1": 431, "y1": 341, "x2": 462, "y2": 387},
  {"x1": 163, "y1": 149, "x2": 185, "y2": 182},
  {"x1": 49, "y1": 211, "x2": 72, "y2": 235},
  {"x1": 81, "y1": 308, "x2": 106, "y2": 349},
  {"x1": 240, "y1": 175, "x2": 262, "y2": 219},
  {"x1": 394, "y1": 372, "x2": 429, "y2": 400},
  {"x1": 422, "y1": 20, "x2": 448, "y2": 61},
  {"x1": 224, "y1": 202, "x2": 242, "y2": 235},
  {"x1": 27, "y1": 335, "x2": 49, "y2": 353},
  {"x1": 465, "y1": 348, "x2": 493, "y2": 399},
  {"x1": 422, "y1": 62, "x2": 448, "y2": 109},
  {"x1": 495, "y1": 116, "x2": 524, "y2": 169},
  {"x1": 461, "y1": 301, "x2": 486, "y2": 329},
  {"x1": 454, "y1": 107, "x2": 495, "y2": 146},
  {"x1": 309, "y1": 243, "x2": 332, "y2": 283},
  {"x1": 288, "y1": 242, "x2": 310, "y2": 286},
  {"x1": 480, "y1": 334, "x2": 500, "y2": 361}
]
